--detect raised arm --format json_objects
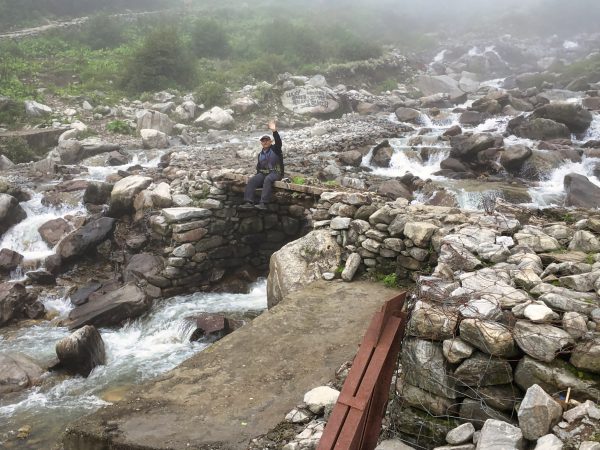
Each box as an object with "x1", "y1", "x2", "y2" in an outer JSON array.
[{"x1": 269, "y1": 120, "x2": 282, "y2": 153}]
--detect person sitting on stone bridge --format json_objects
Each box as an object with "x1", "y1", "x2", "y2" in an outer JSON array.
[{"x1": 241, "y1": 120, "x2": 284, "y2": 210}]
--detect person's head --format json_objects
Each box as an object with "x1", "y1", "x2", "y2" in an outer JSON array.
[{"x1": 259, "y1": 134, "x2": 272, "y2": 149}]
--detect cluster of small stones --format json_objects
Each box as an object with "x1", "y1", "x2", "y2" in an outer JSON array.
[
  {"x1": 144, "y1": 169, "x2": 317, "y2": 295},
  {"x1": 295, "y1": 192, "x2": 600, "y2": 448}
]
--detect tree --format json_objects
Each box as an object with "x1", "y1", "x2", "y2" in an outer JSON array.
[
  {"x1": 121, "y1": 25, "x2": 196, "y2": 93},
  {"x1": 190, "y1": 19, "x2": 231, "y2": 58}
]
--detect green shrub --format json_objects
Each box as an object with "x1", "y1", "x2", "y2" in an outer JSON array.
[
  {"x1": 377, "y1": 272, "x2": 398, "y2": 288},
  {"x1": 120, "y1": 25, "x2": 196, "y2": 94},
  {"x1": 81, "y1": 14, "x2": 126, "y2": 50},
  {"x1": 291, "y1": 176, "x2": 306, "y2": 185},
  {"x1": 106, "y1": 120, "x2": 132, "y2": 135},
  {"x1": 0, "y1": 136, "x2": 38, "y2": 163},
  {"x1": 195, "y1": 80, "x2": 227, "y2": 107},
  {"x1": 190, "y1": 19, "x2": 231, "y2": 59}
]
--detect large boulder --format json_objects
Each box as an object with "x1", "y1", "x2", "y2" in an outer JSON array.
[
  {"x1": 564, "y1": 173, "x2": 600, "y2": 208},
  {"x1": 136, "y1": 109, "x2": 174, "y2": 134},
  {"x1": 0, "y1": 282, "x2": 44, "y2": 327},
  {"x1": 450, "y1": 133, "x2": 496, "y2": 160},
  {"x1": 413, "y1": 74, "x2": 464, "y2": 98},
  {"x1": 507, "y1": 116, "x2": 570, "y2": 140},
  {"x1": 56, "y1": 139, "x2": 84, "y2": 164},
  {"x1": 24, "y1": 100, "x2": 52, "y2": 117},
  {"x1": 83, "y1": 181, "x2": 113, "y2": 205},
  {"x1": 108, "y1": 175, "x2": 152, "y2": 216},
  {"x1": 395, "y1": 107, "x2": 422, "y2": 123},
  {"x1": 0, "y1": 193, "x2": 26, "y2": 236},
  {"x1": 281, "y1": 86, "x2": 340, "y2": 115},
  {"x1": 402, "y1": 338, "x2": 457, "y2": 398},
  {"x1": 55, "y1": 325, "x2": 106, "y2": 377},
  {"x1": 0, "y1": 352, "x2": 44, "y2": 396},
  {"x1": 377, "y1": 179, "x2": 412, "y2": 201},
  {"x1": 500, "y1": 145, "x2": 532, "y2": 172},
  {"x1": 532, "y1": 102, "x2": 593, "y2": 133},
  {"x1": 267, "y1": 229, "x2": 341, "y2": 308},
  {"x1": 194, "y1": 106, "x2": 234, "y2": 129},
  {"x1": 67, "y1": 283, "x2": 150, "y2": 330},
  {"x1": 174, "y1": 100, "x2": 197, "y2": 122},
  {"x1": 56, "y1": 217, "x2": 116, "y2": 261}
]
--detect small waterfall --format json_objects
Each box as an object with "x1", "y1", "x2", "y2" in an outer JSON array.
[
  {"x1": 85, "y1": 150, "x2": 164, "y2": 181},
  {"x1": 0, "y1": 194, "x2": 85, "y2": 268},
  {"x1": 0, "y1": 280, "x2": 268, "y2": 446}
]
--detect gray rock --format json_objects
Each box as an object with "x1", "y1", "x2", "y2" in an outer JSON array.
[
  {"x1": 303, "y1": 386, "x2": 339, "y2": 414},
  {"x1": 267, "y1": 230, "x2": 341, "y2": 308},
  {"x1": 459, "y1": 319, "x2": 517, "y2": 357},
  {"x1": 67, "y1": 283, "x2": 149, "y2": 330},
  {"x1": 375, "y1": 440, "x2": 415, "y2": 450},
  {"x1": 0, "y1": 193, "x2": 26, "y2": 236},
  {"x1": 476, "y1": 419, "x2": 524, "y2": 450},
  {"x1": 194, "y1": 106, "x2": 234, "y2": 129},
  {"x1": 141, "y1": 129, "x2": 169, "y2": 149},
  {"x1": 454, "y1": 352, "x2": 513, "y2": 386},
  {"x1": 517, "y1": 384, "x2": 563, "y2": 440},
  {"x1": 108, "y1": 176, "x2": 153, "y2": 217},
  {"x1": 83, "y1": 181, "x2": 113, "y2": 205},
  {"x1": 395, "y1": 107, "x2": 422, "y2": 123},
  {"x1": 532, "y1": 102, "x2": 593, "y2": 133},
  {"x1": 570, "y1": 338, "x2": 600, "y2": 374},
  {"x1": 404, "y1": 222, "x2": 439, "y2": 248},
  {"x1": 24, "y1": 100, "x2": 52, "y2": 117},
  {"x1": 55, "y1": 325, "x2": 106, "y2": 377},
  {"x1": 0, "y1": 352, "x2": 44, "y2": 395},
  {"x1": 38, "y1": 218, "x2": 72, "y2": 247},
  {"x1": 341, "y1": 253, "x2": 361, "y2": 282},
  {"x1": 533, "y1": 434, "x2": 563, "y2": 450},
  {"x1": 514, "y1": 356, "x2": 600, "y2": 400},
  {"x1": 450, "y1": 133, "x2": 496, "y2": 159},
  {"x1": 397, "y1": 381, "x2": 456, "y2": 416},
  {"x1": 508, "y1": 116, "x2": 570, "y2": 140},
  {"x1": 564, "y1": 174, "x2": 600, "y2": 209},
  {"x1": 136, "y1": 109, "x2": 174, "y2": 134},
  {"x1": 562, "y1": 312, "x2": 589, "y2": 339},
  {"x1": 460, "y1": 399, "x2": 515, "y2": 427},
  {"x1": 563, "y1": 400, "x2": 600, "y2": 423},
  {"x1": 57, "y1": 217, "x2": 116, "y2": 261},
  {"x1": 330, "y1": 217, "x2": 352, "y2": 230},
  {"x1": 569, "y1": 230, "x2": 600, "y2": 253},
  {"x1": 162, "y1": 207, "x2": 212, "y2": 223},
  {"x1": 0, "y1": 248, "x2": 23, "y2": 272},
  {"x1": 446, "y1": 423, "x2": 475, "y2": 445},
  {"x1": 514, "y1": 321, "x2": 574, "y2": 363},
  {"x1": 281, "y1": 86, "x2": 339, "y2": 115},
  {"x1": 408, "y1": 301, "x2": 458, "y2": 341},
  {"x1": 514, "y1": 226, "x2": 561, "y2": 252},
  {"x1": 123, "y1": 253, "x2": 164, "y2": 284},
  {"x1": 402, "y1": 338, "x2": 457, "y2": 398},
  {"x1": 443, "y1": 338, "x2": 474, "y2": 364}
]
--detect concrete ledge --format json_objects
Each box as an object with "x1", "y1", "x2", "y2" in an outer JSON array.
[{"x1": 222, "y1": 173, "x2": 327, "y2": 196}]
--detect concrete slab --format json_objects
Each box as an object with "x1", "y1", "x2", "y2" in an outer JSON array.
[{"x1": 63, "y1": 280, "x2": 401, "y2": 450}]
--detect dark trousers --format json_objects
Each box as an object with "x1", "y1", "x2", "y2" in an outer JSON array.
[{"x1": 244, "y1": 172, "x2": 282, "y2": 204}]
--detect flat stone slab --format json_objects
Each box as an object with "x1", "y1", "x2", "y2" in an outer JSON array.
[
  {"x1": 161, "y1": 207, "x2": 212, "y2": 223},
  {"x1": 63, "y1": 280, "x2": 399, "y2": 450}
]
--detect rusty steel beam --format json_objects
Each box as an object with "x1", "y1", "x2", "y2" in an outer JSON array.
[{"x1": 317, "y1": 292, "x2": 407, "y2": 450}]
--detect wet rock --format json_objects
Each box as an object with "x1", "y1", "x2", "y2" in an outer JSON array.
[
  {"x1": 459, "y1": 111, "x2": 488, "y2": 126},
  {"x1": 108, "y1": 175, "x2": 153, "y2": 216},
  {"x1": 184, "y1": 313, "x2": 236, "y2": 342},
  {"x1": 57, "y1": 217, "x2": 116, "y2": 261},
  {"x1": 55, "y1": 325, "x2": 106, "y2": 377},
  {"x1": 500, "y1": 145, "x2": 532, "y2": 172},
  {"x1": 26, "y1": 269, "x2": 55, "y2": 285},
  {"x1": 564, "y1": 173, "x2": 600, "y2": 208},
  {"x1": 38, "y1": 218, "x2": 73, "y2": 247},
  {"x1": 0, "y1": 248, "x2": 23, "y2": 272},
  {"x1": 507, "y1": 116, "x2": 570, "y2": 140},
  {"x1": 414, "y1": 75, "x2": 464, "y2": 97},
  {"x1": 0, "y1": 193, "x2": 26, "y2": 236},
  {"x1": 450, "y1": 133, "x2": 496, "y2": 160},
  {"x1": 67, "y1": 283, "x2": 149, "y2": 330},
  {"x1": 83, "y1": 181, "x2": 113, "y2": 205},
  {"x1": 267, "y1": 229, "x2": 341, "y2": 308},
  {"x1": 395, "y1": 107, "x2": 422, "y2": 123},
  {"x1": 0, "y1": 352, "x2": 44, "y2": 396},
  {"x1": 0, "y1": 282, "x2": 43, "y2": 327},
  {"x1": 377, "y1": 179, "x2": 412, "y2": 200},
  {"x1": 70, "y1": 282, "x2": 102, "y2": 306},
  {"x1": 532, "y1": 102, "x2": 593, "y2": 133},
  {"x1": 371, "y1": 140, "x2": 394, "y2": 167},
  {"x1": 443, "y1": 125, "x2": 462, "y2": 137},
  {"x1": 337, "y1": 150, "x2": 363, "y2": 166},
  {"x1": 106, "y1": 151, "x2": 128, "y2": 166},
  {"x1": 517, "y1": 384, "x2": 562, "y2": 440},
  {"x1": 476, "y1": 419, "x2": 524, "y2": 450}
]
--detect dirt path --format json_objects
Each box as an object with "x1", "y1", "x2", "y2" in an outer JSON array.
[{"x1": 62, "y1": 280, "x2": 402, "y2": 450}]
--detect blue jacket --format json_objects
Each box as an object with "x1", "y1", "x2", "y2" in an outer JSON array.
[{"x1": 256, "y1": 131, "x2": 283, "y2": 175}]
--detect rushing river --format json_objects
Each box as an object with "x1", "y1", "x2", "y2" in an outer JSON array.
[{"x1": 0, "y1": 281, "x2": 267, "y2": 448}]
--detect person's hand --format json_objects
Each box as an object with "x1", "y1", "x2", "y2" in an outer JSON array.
[{"x1": 268, "y1": 120, "x2": 277, "y2": 132}]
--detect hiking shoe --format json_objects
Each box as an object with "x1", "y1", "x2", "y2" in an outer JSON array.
[
  {"x1": 239, "y1": 202, "x2": 254, "y2": 209},
  {"x1": 255, "y1": 203, "x2": 268, "y2": 210}
]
